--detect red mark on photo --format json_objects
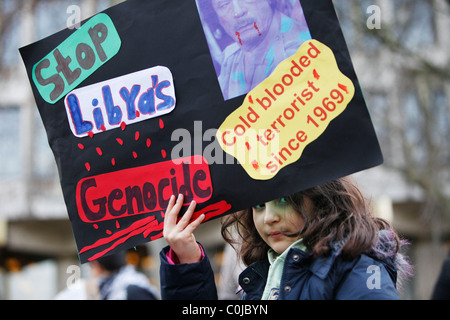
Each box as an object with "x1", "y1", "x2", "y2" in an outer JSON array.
[
  {"x1": 159, "y1": 119, "x2": 164, "y2": 129},
  {"x1": 111, "y1": 158, "x2": 116, "y2": 166},
  {"x1": 254, "y1": 22, "x2": 261, "y2": 36},
  {"x1": 85, "y1": 162, "x2": 91, "y2": 171},
  {"x1": 133, "y1": 151, "x2": 138, "y2": 159},
  {"x1": 252, "y1": 160, "x2": 259, "y2": 170},
  {"x1": 96, "y1": 147, "x2": 103, "y2": 156},
  {"x1": 146, "y1": 138, "x2": 152, "y2": 148},
  {"x1": 235, "y1": 31, "x2": 242, "y2": 45},
  {"x1": 135, "y1": 131, "x2": 140, "y2": 141},
  {"x1": 161, "y1": 149, "x2": 167, "y2": 158},
  {"x1": 78, "y1": 143, "x2": 85, "y2": 150},
  {"x1": 88, "y1": 131, "x2": 94, "y2": 138},
  {"x1": 120, "y1": 121, "x2": 126, "y2": 131},
  {"x1": 116, "y1": 138, "x2": 123, "y2": 145}
]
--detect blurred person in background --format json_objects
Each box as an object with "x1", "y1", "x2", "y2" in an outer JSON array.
[
  {"x1": 90, "y1": 251, "x2": 159, "y2": 300},
  {"x1": 431, "y1": 245, "x2": 450, "y2": 300}
]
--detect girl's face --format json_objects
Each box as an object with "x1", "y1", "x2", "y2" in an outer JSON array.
[{"x1": 252, "y1": 197, "x2": 305, "y2": 254}]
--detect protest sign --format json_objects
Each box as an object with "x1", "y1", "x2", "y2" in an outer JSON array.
[{"x1": 20, "y1": 0, "x2": 382, "y2": 263}]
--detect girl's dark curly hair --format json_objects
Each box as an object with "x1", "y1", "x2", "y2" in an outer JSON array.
[{"x1": 221, "y1": 177, "x2": 399, "y2": 266}]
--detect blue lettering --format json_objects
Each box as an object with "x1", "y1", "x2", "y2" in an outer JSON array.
[
  {"x1": 156, "y1": 80, "x2": 175, "y2": 111},
  {"x1": 92, "y1": 98, "x2": 105, "y2": 130},
  {"x1": 102, "y1": 85, "x2": 122, "y2": 125},
  {"x1": 65, "y1": 69, "x2": 175, "y2": 137},
  {"x1": 119, "y1": 85, "x2": 141, "y2": 120},
  {"x1": 67, "y1": 93, "x2": 93, "y2": 135},
  {"x1": 138, "y1": 88, "x2": 156, "y2": 115},
  {"x1": 93, "y1": 108, "x2": 104, "y2": 130}
]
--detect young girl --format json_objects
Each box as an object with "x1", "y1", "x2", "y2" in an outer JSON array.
[{"x1": 159, "y1": 177, "x2": 413, "y2": 300}]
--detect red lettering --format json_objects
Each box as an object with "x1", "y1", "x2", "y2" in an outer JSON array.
[{"x1": 76, "y1": 155, "x2": 212, "y2": 223}]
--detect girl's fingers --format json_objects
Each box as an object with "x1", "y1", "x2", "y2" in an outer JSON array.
[
  {"x1": 164, "y1": 194, "x2": 205, "y2": 233},
  {"x1": 176, "y1": 200, "x2": 197, "y2": 229},
  {"x1": 163, "y1": 194, "x2": 177, "y2": 227},
  {"x1": 184, "y1": 213, "x2": 205, "y2": 234}
]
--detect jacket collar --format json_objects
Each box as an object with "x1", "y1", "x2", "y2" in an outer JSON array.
[
  {"x1": 248, "y1": 246, "x2": 343, "y2": 279},
  {"x1": 239, "y1": 245, "x2": 339, "y2": 288}
]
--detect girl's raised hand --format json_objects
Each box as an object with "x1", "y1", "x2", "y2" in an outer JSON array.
[{"x1": 163, "y1": 193, "x2": 205, "y2": 264}]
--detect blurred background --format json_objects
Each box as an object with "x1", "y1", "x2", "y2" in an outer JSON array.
[{"x1": 0, "y1": 0, "x2": 449, "y2": 299}]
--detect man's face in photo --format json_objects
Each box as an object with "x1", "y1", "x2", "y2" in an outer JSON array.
[{"x1": 212, "y1": 0, "x2": 274, "y2": 47}]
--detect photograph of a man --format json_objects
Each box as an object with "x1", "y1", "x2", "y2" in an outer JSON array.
[{"x1": 196, "y1": 0, "x2": 311, "y2": 100}]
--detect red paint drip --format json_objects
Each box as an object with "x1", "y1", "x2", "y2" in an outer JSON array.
[
  {"x1": 190, "y1": 200, "x2": 232, "y2": 223},
  {"x1": 116, "y1": 138, "x2": 123, "y2": 145},
  {"x1": 313, "y1": 69, "x2": 320, "y2": 80},
  {"x1": 116, "y1": 220, "x2": 120, "y2": 229},
  {"x1": 248, "y1": 95, "x2": 253, "y2": 104},
  {"x1": 245, "y1": 142, "x2": 251, "y2": 150},
  {"x1": 80, "y1": 201, "x2": 232, "y2": 261},
  {"x1": 159, "y1": 119, "x2": 164, "y2": 129},
  {"x1": 106, "y1": 230, "x2": 112, "y2": 235},
  {"x1": 338, "y1": 83, "x2": 349, "y2": 94},
  {"x1": 80, "y1": 217, "x2": 161, "y2": 261},
  {"x1": 120, "y1": 121, "x2": 126, "y2": 131},
  {"x1": 135, "y1": 131, "x2": 140, "y2": 141},
  {"x1": 80, "y1": 216, "x2": 157, "y2": 254},
  {"x1": 251, "y1": 160, "x2": 259, "y2": 170},
  {"x1": 150, "y1": 232, "x2": 164, "y2": 241},
  {"x1": 78, "y1": 143, "x2": 85, "y2": 150},
  {"x1": 88, "y1": 131, "x2": 94, "y2": 138},
  {"x1": 254, "y1": 22, "x2": 261, "y2": 36},
  {"x1": 85, "y1": 162, "x2": 91, "y2": 171},
  {"x1": 133, "y1": 151, "x2": 138, "y2": 159},
  {"x1": 96, "y1": 147, "x2": 103, "y2": 156},
  {"x1": 87, "y1": 220, "x2": 160, "y2": 261},
  {"x1": 235, "y1": 31, "x2": 242, "y2": 45},
  {"x1": 161, "y1": 149, "x2": 167, "y2": 158},
  {"x1": 100, "y1": 124, "x2": 106, "y2": 131},
  {"x1": 93, "y1": 224, "x2": 98, "y2": 229},
  {"x1": 136, "y1": 110, "x2": 140, "y2": 117},
  {"x1": 143, "y1": 226, "x2": 163, "y2": 238},
  {"x1": 146, "y1": 138, "x2": 152, "y2": 148}
]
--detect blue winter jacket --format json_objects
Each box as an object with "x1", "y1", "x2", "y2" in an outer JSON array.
[{"x1": 159, "y1": 231, "x2": 411, "y2": 300}]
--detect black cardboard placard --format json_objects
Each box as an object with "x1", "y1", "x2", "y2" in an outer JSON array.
[{"x1": 20, "y1": 0, "x2": 382, "y2": 263}]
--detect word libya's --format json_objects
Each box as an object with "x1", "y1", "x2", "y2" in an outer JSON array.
[{"x1": 64, "y1": 66, "x2": 176, "y2": 137}]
